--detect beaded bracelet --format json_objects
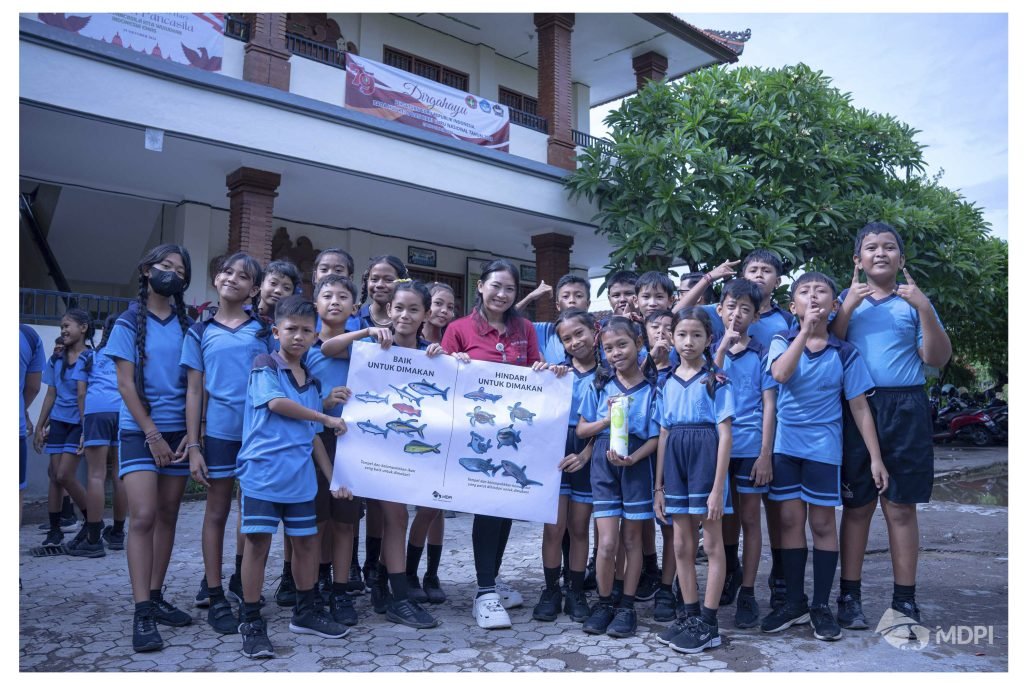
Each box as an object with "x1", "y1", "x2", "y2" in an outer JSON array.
[
  {"x1": 185, "y1": 443, "x2": 202, "y2": 452},
  {"x1": 144, "y1": 432, "x2": 163, "y2": 445},
  {"x1": 653, "y1": 487, "x2": 665, "y2": 493}
]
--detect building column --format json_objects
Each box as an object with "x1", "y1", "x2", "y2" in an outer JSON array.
[
  {"x1": 534, "y1": 13, "x2": 575, "y2": 171},
  {"x1": 243, "y1": 13, "x2": 291, "y2": 91},
  {"x1": 632, "y1": 51, "x2": 668, "y2": 90},
  {"x1": 226, "y1": 167, "x2": 281, "y2": 266},
  {"x1": 531, "y1": 232, "x2": 574, "y2": 322}
]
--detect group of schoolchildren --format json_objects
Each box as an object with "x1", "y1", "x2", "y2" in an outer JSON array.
[{"x1": 18, "y1": 220, "x2": 950, "y2": 662}]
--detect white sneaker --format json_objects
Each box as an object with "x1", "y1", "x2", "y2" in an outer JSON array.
[
  {"x1": 473, "y1": 593, "x2": 512, "y2": 629},
  {"x1": 494, "y1": 580, "x2": 524, "y2": 609}
]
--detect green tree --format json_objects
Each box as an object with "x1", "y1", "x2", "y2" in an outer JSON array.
[{"x1": 566, "y1": 63, "x2": 1006, "y2": 378}]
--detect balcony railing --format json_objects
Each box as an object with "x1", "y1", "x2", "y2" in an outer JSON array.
[
  {"x1": 20, "y1": 288, "x2": 135, "y2": 326},
  {"x1": 224, "y1": 15, "x2": 250, "y2": 42},
  {"x1": 572, "y1": 129, "x2": 614, "y2": 154},
  {"x1": 286, "y1": 32, "x2": 346, "y2": 69},
  {"x1": 508, "y1": 107, "x2": 548, "y2": 134}
]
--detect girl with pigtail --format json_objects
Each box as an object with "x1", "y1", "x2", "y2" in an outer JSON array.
[
  {"x1": 652, "y1": 306, "x2": 735, "y2": 655},
  {"x1": 177, "y1": 253, "x2": 272, "y2": 636},
  {"x1": 105, "y1": 244, "x2": 194, "y2": 653}
]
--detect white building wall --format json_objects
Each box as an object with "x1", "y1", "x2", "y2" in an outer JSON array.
[
  {"x1": 220, "y1": 34, "x2": 245, "y2": 80},
  {"x1": 509, "y1": 125, "x2": 548, "y2": 165},
  {"x1": 289, "y1": 56, "x2": 347, "y2": 108}
]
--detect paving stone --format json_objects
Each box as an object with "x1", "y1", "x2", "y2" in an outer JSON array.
[
  {"x1": 484, "y1": 661, "x2": 515, "y2": 672},
  {"x1": 536, "y1": 658, "x2": 566, "y2": 671}
]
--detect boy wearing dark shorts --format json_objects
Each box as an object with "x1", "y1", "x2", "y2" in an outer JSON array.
[{"x1": 831, "y1": 222, "x2": 951, "y2": 631}]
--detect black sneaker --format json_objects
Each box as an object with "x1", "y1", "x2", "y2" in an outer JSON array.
[
  {"x1": 132, "y1": 605, "x2": 163, "y2": 652},
  {"x1": 836, "y1": 592, "x2": 868, "y2": 629},
  {"x1": 606, "y1": 607, "x2": 637, "y2": 638},
  {"x1": 194, "y1": 578, "x2": 210, "y2": 608},
  {"x1": 422, "y1": 575, "x2": 447, "y2": 604},
  {"x1": 720, "y1": 570, "x2": 742, "y2": 606},
  {"x1": 386, "y1": 597, "x2": 438, "y2": 628},
  {"x1": 583, "y1": 556, "x2": 597, "y2": 591},
  {"x1": 207, "y1": 597, "x2": 239, "y2": 635},
  {"x1": 734, "y1": 592, "x2": 760, "y2": 629},
  {"x1": 65, "y1": 525, "x2": 88, "y2": 551},
  {"x1": 239, "y1": 618, "x2": 275, "y2": 658},
  {"x1": 768, "y1": 575, "x2": 787, "y2": 610},
  {"x1": 347, "y1": 563, "x2": 365, "y2": 595},
  {"x1": 152, "y1": 595, "x2": 193, "y2": 627},
  {"x1": 275, "y1": 572, "x2": 297, "y2": 607},
  {"x1": 890, "y1": 599, "x2": 923, "y2": 640},
  {"x1": 102, "y1": 525, "x2": 125, "y2": 550},
  {"x1": 329, "y1": 592, "x2": 358, "y2": 627},
  {"x1": 761, "y1": 599, "x2": 810, "y2": 633},
  {"x1": 582, "y1": 603, "x2": 616, "y2": 635},
  {"x1": 656, "y1": 616, "x2": 693, "y2": 645},
  {"x1": 371, "y1": 575, "x2": 392, "y2": 614},
  {"x1": 532, "y1": 587, "x2": 562, "y2": 622},
  {"x1": 408, "y1": 575, "x2": 429, "y2": 604},
  {"x1": 59, "y1": 511, "x2": 79, "y2": 532},
  {"x1": 290, "y1": 605, "x2": 349, "y2": 638},
  {"x1": 809, "y1": 604, "x2": 842, "y2": 641},
  {"x1": 42, "y1": 529, "x2": 64, "y2": 547},
  {"x1": 669, "y1": 615, "x2": 721, "y2": 653},
  {"x1": 635, "y1": 573, "x2": 659, "y2": 602},
  {"x1": 563, "y1": 589, "x2": 591, "y2": 623},
  {"x1": 652, "y1": 586, "x2": 677, "y2": 622},
  {"x1": 66, "y1": 536, "x2": 105, "y2": 558}
]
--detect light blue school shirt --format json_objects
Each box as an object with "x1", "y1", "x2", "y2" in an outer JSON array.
[
  {"x1": 700, "y1": 304, "x2": 727, "y2": 340},
  {"x1": 71, "y1": 347, "x2": 122, "y2": 415},
  {"x1": 578, "y1": 376, "x2": 659, "y2": 440},
  {"x1": 42, "y1": 355, "x2": 81, "y2": 425},
  {"x1": 20, "y1": 325, "x2": 45, "y2": 438},
  {"x1": 534, "y1": 321, "x2": 567, "y2": 365},
  {"x1": 766, "y1": 330, "x2": 874, "y2": 466},
  {"x1": 653, "y1": 368, "x2": 735, "y2": 428},
  {"x1": 180, "y1": 317, "x2": 271, "y2": 441},
  {"x1": 306, "y1": 338, "x2": 352, "y2": 419},
  {"x1": 561, "y1": 359, "x2": 596, "y2": 428},
  {"x1": 721, "y1": 338, "x2": 772, "y2": 457},
  {"x1": 748, "y1": 305, "x2": 796, "y2": 350}
]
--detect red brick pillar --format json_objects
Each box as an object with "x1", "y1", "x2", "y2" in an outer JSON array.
[
  {"x1": 226, "y1": 167, "x2": 281, "y2": 265},
  {"x1": 534, "y1": 14, "x2": 575, "y2": 171},
  {"x1": 243, "y1": 13, "x2": 291, "y2": 91},
  {"x1": 632, "y1": 51, "x2": 668, "y2": 90},
  {"x1": 531, "y1": 232, "x2": 574, "y2": 322}
]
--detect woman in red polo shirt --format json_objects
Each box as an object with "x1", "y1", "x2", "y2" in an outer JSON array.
[{"x1": 442, "y1": 259, "x2": 565, "y2": 629}]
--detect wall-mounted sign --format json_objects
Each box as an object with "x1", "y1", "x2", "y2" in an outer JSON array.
[{"x1": 408, "y1": 246, "x2": 437, "y2": 269}]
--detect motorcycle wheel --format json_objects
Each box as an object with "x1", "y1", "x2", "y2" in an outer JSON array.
[{"x1": 964, "y1": 426, "x2": 993, "y2": 447}]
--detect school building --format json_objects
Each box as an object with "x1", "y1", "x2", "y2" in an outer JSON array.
[{"x1": 19, "y1": 13, "x2": 746, "y2": 497}]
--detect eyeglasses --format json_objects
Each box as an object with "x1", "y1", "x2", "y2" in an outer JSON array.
[{"x1": 495, "y1": 342, "x2": 507, "y2": 363}]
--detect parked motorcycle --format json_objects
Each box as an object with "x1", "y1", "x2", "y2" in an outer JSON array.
[{"x1": 932, "y1": 408, "x2": 1001, "y2": 446}]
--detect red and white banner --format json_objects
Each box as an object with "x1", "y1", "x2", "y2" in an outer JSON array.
[
  {"x1": 31, "y1": 13, "x2": 225, "y2": 71},
  {"x1": 345, "y1": 53, "x2": 510, "y2": 152}
]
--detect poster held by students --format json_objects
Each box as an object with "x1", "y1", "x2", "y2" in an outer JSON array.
[{"x1": 332, "y1": 343, "x2": 570, "y2": 524}]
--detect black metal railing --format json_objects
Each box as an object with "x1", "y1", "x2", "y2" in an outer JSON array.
[
  {"x1": 508, "y1": 107, "x2": 548, "y2": 134},
  {"x1": 572, "y1": 129, "x2": 614, "y2": 154},
  {"x1": 224, "y1": 15, "x2": 250, "y2": 42},
  {"x1": 286, "y1": 33, "x2": 346, "y2": 69},
  {"x1": 20, "y1": 288, "x2": 134, "y2": 325}
]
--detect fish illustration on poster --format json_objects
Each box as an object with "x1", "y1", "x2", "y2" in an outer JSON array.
[{"x1": 331, "y1": 343, "x2": 570, "y2": 524}]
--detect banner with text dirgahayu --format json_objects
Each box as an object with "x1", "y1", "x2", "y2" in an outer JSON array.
[
  {"x1": 345, "y1": 53, "x2": 510, "y2": 152},
  {"x1": 331, "y1": 343, "x2": 571, "y2": 524}
]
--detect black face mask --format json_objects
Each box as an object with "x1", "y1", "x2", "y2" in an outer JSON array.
[{"x1": 149, "y1": 268, "x2": 185, "y2": 297}]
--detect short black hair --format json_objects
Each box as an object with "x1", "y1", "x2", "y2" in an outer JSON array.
[
  {"x1": 792, "y1": 272, "x2": 838, "y2": 298},
  {"x1": 274, "y1": 295, "x2": 317, "y2": 323},
  {"x1": 315, "y1": 248, "x2": 355, "y2": 276},
  {"x1": 741, "y1": 249, "x2": 784, "y2": 276},
  {"x1": 314, "y1": 274, "x2": 358, "y2": 302},
  {"x1": 855, "y1": 221, "x2": 905, "y2": 256},
  {"x1": 555, "y1": 274, "x2": 590, "y2": 298},
  {"x1": 265, "y1": 260, "x2": 301, "y2": 289},
  {"x1": 635, "y1": 271, "x2": 675, "y2": 297},
  {"x1": 721, "y1": 278, "x2": 763, "y2": 310},
  {"x1": 605, "y1": 270, "x2": 638, "y2": 291}
]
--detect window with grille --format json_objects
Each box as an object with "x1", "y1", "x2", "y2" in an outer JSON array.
[
  {"x1": 407, "y1": 268, "x2": 466, "y2": 317},
  {"x1": 383, "y1": 46, "x2": 469, "y2": 92},
  {"x1": 499, "y1": 87, "x2": 538, "y2": 115}
]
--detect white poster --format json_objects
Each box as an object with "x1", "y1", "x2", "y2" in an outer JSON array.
[{"x1": 331, "y1": 343, "x2": 572, "y2": 524}]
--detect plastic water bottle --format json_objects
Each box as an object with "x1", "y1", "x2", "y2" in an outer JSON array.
[{"x1": 609, "y1": 394, "x2": 632, "y2": 458}]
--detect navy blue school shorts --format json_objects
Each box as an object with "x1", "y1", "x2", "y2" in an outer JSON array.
[
  {"x1": 841, "y1": 387, "x2": 934, "y2": 507},
  {"x1": 591, "y1": 434, "x2": 654, "y2": 520},
  {"x1": 663, "y1": 424, "x2": 733, "y2": 516},
  {"x1": 315, "y1": 429, "x2": 362, "y2": 524},
  {"x1": 768, "y1": 453, "x2": 841, "y2": 507},
  {"x1": 45, "y1": 419, "x2": 81, "y2": 455},
  {"x1": 20, "y1": 437, "x2": 27, "y2": 490},
  {"x1": 241, "y1": 494, "x2": 318, "y2": 537},
  {"x1": 203, "y1": 436, "x2": 241, "y2": 480},
  {"x1": 82, "y1": 412, "x2": 119, "y2": 448},
  {"x1": 730, "y1": 456, "x2": 770, "y2": 495},
  {"x1": 560, "y1": 426, "x2": 593, "y2": 504},
  {"x1": 118, "y1": 430, "x2": 188, "y2": 478}
]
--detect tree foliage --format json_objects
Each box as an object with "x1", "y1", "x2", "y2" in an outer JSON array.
[{"x1": 565, "y1": 63, "x2": 1006, "y2": 378}]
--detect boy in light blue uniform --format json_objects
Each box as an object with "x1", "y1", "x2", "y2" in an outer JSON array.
[
  {"x1": 235, "y1": 296, "x2": 351, "y2": 659},
  {"x1": 831, "y1": 222, "x2": 951, "y2": 632},
  {"x1": 20, "y1": 325, "x2": 45, "y2": 513},
  {"x1": 517, "y1": 274, "x2": 592, "y2": 364},
  {"x1": 761, "y1": 272, "x2": 887, "y2": 642}
]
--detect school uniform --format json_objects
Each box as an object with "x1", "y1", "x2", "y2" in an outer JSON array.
[
  {"x1": 838, "y1": 291, "x2": 944, "y2": 506},
  {"x1": 560, "y1": 359, "x2": 596, "y2": 504},
  {"x1": 720, "y1": 338, "x2": 773, "y2": 494},
  {"x1": 766, "y1": 330, "x2": 874, "y2": 507},
  {"x1": 71, "y1": 347, "x2": 122, "y2": 449},
  {"x1": 343, "y1": 303, "x2": 376, "y2": 332},
  {"x1": 41, "y1": 353, "x2": 83, "y2": 455},
  {"x1": 700, "y1": 305, "x2": 727, "y2": 340},
  {"x1": 654, "y1": 369, "x2": 735, "y2": 516},
  {"x1": 579, "y1": 377, "x2": 659, "y2": 520},
  {"x1": 748, "y1": 305, "x2": 797, "y2": 350},
  {"x1": 534, "y1": 322, "x2": 567, "y2": 365},
  {"x1": 235, "y1": 352, "x2": 323, "y2": 537},
  {"x1": 179, "y1": 317, "x2": 271, "y2": 479},
  {"x1": 20, "y1": 325, "x2": 45, "y2": 489},
  {"x1": 105, "y1": 302, "x2": 192, "y2": 477}
]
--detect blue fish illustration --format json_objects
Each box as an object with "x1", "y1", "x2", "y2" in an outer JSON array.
[
  {"x1": 508, "y1": 401, "x2": 537, "y2": 425},
  {"x1": 355, "y1": 392, "x2": 389, "y2": 404},
  {"x1": 404, "y1": 440, "x2": 442, "y2": 455},
  {"x1": 500, "y1": 460, "x2": 543, "y2": 488},
  {"x1": 356, "y1": 420, "x2": 389, "y2": 439},
  {"x1": 459, "y1": 457, "x2": 501, "y2": 477},
  {"x1": 468, "y1": 431, "x2": 493, "y2": 455},
  {"x1": 408, "y1": 380, "x2": 450, "y2": 401},
  {"x1": 390, "y1": 384, "x2": 423, "y2": 407},
  {"x1": 464, "y1": 388, "x2": 502, "y2": 403},
  {"x1": 496, "y1": 425, "x2": 522, "y2": 450},
  {"x1": 467, "y1": 406, "x2": 497, "y2": 427},
  {"x1": 386, "y1": 418, "x2": 427, "y2": 439}
]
